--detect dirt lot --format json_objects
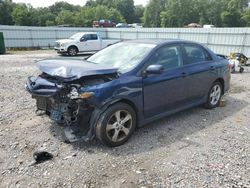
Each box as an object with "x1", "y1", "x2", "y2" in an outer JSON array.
[{"x1": 0, "y1": 50, "x2": 250, "y2": 188}]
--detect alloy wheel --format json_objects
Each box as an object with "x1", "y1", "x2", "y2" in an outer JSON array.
[
  {"x1": 210, "y1": 84, "x2": 221, "y2": 106},
  {"x1": 106, "y1": 110, "x2": 133, "y2": 142},
  {"x1": 68, "y1": 47, "x2": 77, "y2": 56}
]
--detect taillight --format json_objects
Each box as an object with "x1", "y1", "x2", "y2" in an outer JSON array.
[{"x1": 228, "y1": 62, "x2": 232, "y2": 72}]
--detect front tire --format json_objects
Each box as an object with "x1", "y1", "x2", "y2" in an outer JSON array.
[
  {"x1": 96, "y1": 103, "x2": 136, "y2": 147},
  {"x1": 67, "y1": 46, "x2": 78, "y2": 56},
  {"x1": 205, "y1": 82, "x2": 222, "y2": 109}
]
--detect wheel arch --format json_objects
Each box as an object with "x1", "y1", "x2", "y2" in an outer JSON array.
[
  {"x1": 118, "y1": 99, "x2": 138, "y2": 115},
  {"x1": 102, "y1": 98, "x2": 139, "y2": 126},
  {"x1": 214, "y1": 78, "x2": 225, "y2": 94},
  {"x1": 67, "y1": 45, "x2": 79, "y2": 52}
]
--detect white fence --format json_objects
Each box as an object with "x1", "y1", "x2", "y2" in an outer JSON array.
[{"x1": 1, "y1": 25, "x2": 250, "y2": 56}]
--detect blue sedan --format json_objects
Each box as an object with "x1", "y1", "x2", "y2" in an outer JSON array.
[{"x1": 26, "y1": 39, "x2": 230, "y2": 147}]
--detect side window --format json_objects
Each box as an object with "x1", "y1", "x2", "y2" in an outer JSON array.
[
  {"x1": 81, "y1": 34, "x2": 98, "y2": 41},
  {"x1": 183, "y1": 45, "x2": 211, "y2": 65},
  {"x1": 147, "y1": 45, "x2": 182, "y2": 70},
  {"x1": 90, "y1": 34, "x2": 98, "y2": 40},
  {"x1": 82, "y1": 34, "x2": 91, "y2": 41}
]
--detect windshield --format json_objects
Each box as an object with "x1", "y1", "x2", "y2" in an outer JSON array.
[
  {"x1": 69, "y1": 33, "x2": 83, "y2": 40},
  {"x1": 87, "y1": 42, "x2": 156, "y2": 73}
]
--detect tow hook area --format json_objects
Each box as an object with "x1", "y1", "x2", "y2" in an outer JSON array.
[{"x1": 64, "y1": 107, "x2": 103, "y2": 143}]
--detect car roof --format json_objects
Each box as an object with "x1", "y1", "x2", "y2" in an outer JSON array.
[
  {"x1": 124, "y1": 39, "x2": 199, "y2": 45},
  {"x1": 75, "y1": 32, "x2": 97, "y2": 35}
]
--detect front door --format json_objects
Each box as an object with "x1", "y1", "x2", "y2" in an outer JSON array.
[
  {"x1": 79, "y1": 34, "x2": 100, "y2": 52},
  {"x1": 143, "y1": 45, "x2": 188, "y2": 118}
]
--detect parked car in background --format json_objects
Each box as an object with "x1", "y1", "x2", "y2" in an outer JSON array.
[
  {"x1": 203, "y1": 24, "x2": 215, "y2": 28},
  {"x1": 54, "y1": 32, "x2": 120, "y2": 56},
  {"x1": 116, "y1": 23, "x2": 129, "y2": 28},
  {"x1": 185, "y1": 23, "x2": 202, "y2": 28},
  {"x1": 130, "y1": 23, "x2": 143, "y2": 28},
  {"x1": 27, "y1": 39, "x2": 230, "y2": 147},
  {"x1": 93, "y1": 19, "x2": 116, "y2": 27}
]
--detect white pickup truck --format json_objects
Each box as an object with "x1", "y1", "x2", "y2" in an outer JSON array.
[{"x1": 54, "y1": 32, "x2": 120, "y2": 56}]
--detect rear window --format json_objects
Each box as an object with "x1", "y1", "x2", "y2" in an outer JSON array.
[
  {"x1": 91, "y1": 34, "x2": 98, "y2": 40},
  {"x1": 84, "y1": 34, "x2": 98, "y2": 40}
]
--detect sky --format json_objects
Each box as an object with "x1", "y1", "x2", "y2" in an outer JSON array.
[{"x1": 12, "y1": 0, "x2": 149, "y2": 7}]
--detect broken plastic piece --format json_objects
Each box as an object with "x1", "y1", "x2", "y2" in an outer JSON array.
[{"x1": 33, "y1": 151, "x2": 53, "y2": 164}]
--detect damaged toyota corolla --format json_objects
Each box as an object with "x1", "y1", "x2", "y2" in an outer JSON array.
[{"x1": 26, "y1": 40, "x2": 230, "y2": 147}]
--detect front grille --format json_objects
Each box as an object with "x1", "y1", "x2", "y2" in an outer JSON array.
[{"x1": 55, "y1": 42, "x2": 60, "y2": 47}]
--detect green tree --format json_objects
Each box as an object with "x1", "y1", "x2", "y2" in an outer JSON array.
[
  {"x1": 49, "y1": 1, "x2": 80, "y2": 15},
  {"x1": 242, "y1": 8, "x2": 250, "y2": 26},
  {"x1": 85, "y1": 0, "x2": 116, "y2": 8},
  {"x1": 86, "y1": 0, "x2": 135, "y2": 23},
  {"x1": 36, "y1": 8, "x2": 56, "y2": 26},
  {"x1": 74, "y1": 7, "x2": 95, "y2": 27},
  {"x1": 160, "y1": 0, "x2": 201, "y2": 27},
  {"x1": 221, "y1": 0, "x2": 242, "y2": 27},
  {"x1": 23, "y1": 7, "x2": 57, "y2": 26},
  {"x1": 134, "y1": 5, "x2": 144, "y2": 23},
  {"x1": 4, "y1": 0, "x2": 250, "y2": 27},
  {"x1": 205, "y1": 0, "x2": 227, "y2": 26},
  {"x1": 108, "y1": 7, "x2": 126, "y2": 23},
  {"x1": 74, "y1": 5, "x2": 125, "y2": 27},
  {"x1": 115, "y1": 0, "x2": 135, "y2": 23},
  {"x1": 0, "y1": 0, "x2": 14, "y2": 25},
  {"x1": 143, "y1": 0, "x2": 164, "y2": 27},
  {"x1": 11, "y1": 3, "x2": 31, "y2": 26},
  {"x1": 93, "y1": 5, "x2": 125, "y2": 23},
  {"x1": 55, "y1": 10, "x2": 75, "y2": 26}
]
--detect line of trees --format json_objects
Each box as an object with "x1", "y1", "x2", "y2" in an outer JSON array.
[
  {"x1": 144, "y1": 0, "x2": 250, "y2": 27},
  {"x1": 0, "y1": 0, "x2": 250, "y2": 27}
]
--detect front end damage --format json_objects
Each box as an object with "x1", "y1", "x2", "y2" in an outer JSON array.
[{"x1": 25, "y1": 59, "x2": 118, "y2": 142}]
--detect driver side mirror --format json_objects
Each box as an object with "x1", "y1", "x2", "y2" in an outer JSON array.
[
  {"x1": 80, "y1": 37, "x2": 87, "y2": 42},
  {"x1": 145, "y1": 64, "x2": 164, "y2": 75}
]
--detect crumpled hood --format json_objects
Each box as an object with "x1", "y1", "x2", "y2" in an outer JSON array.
[{"x1": 36, "y1": 59, "x2": 118, "y2": 80}]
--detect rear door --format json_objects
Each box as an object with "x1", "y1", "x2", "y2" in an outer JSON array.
[
  {"x1": 142, "y1": 44, "x2": 189, "y2": 118},
  {"x1": 182, "y1": 44, "x2": 217, "y2": 102},
  {"x1": 87, "y1": 34, "x2": 100, "y2": 51}
]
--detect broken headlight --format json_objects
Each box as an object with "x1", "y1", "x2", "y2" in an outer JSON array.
[{"x1": 68, "y1": 87, "x2": 94, "y2": 100}]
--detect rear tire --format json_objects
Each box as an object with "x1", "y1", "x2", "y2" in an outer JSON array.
[
  {"x1": 204, "y1": 82, "x2": 222, "y2": 109},
  {"x1": 96, "y1": 103, "x2": 136, "y2": 147},
  {"x1": 67, "y1": 46, "x2": 78, "y2": 56},
  {"x1": 240, "y1": 67, "x2": 244, "y2": 73}
]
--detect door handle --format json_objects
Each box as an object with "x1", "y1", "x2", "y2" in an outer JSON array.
[{"x1": 210, "y1": 66, "x2": 216, "y2": 70}]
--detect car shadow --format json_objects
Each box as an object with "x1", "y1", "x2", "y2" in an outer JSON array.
[{"x1": 49, "y1": 95, "x2": 248, "y2": 155}]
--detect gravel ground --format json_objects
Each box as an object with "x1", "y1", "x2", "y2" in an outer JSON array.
[{"x1": 0, "y1": 50, "x2": 250, "y2": 188}]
